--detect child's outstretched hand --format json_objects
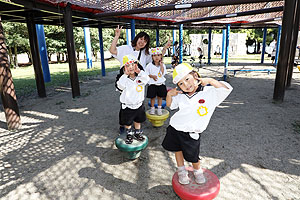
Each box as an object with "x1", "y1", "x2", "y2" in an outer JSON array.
[
  {"x1": 168, "y1": 87, "x2": 182, "y2": 96},
  {"x1": 115, "y1": 25, "x2": 123, "y2": 38}
]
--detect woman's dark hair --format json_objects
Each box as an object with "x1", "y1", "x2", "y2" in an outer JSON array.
[{"x1": 131, "y1": 31, "x2": 150, "y2": 55}]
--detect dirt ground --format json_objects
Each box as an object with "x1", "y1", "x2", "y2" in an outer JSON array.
[{"x1": 0, "y1": 62, "x2": 300, "y2": 200}]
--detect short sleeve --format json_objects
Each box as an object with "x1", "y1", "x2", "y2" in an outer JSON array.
[
  {"x1": 114, "y1": 45, "x2": 132, "y2": 66},
  {"x1": 170, "y1": 95, "x2": 179, "y2": 110},
  {"x1": 210, "y1": 81, "x2": 233, "y2": 106}
]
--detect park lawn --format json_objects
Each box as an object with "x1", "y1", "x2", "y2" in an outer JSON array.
[{"x1": 10, "y1": 54, "x2": 268, "y2": 98}]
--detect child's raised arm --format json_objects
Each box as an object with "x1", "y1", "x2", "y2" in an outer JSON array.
[
  {"x1": 166, "y1": 87, "x2": 182, "y2": 107},
  {"x1": 199, "y1": 78, "x2": 229, "y2": 89}
]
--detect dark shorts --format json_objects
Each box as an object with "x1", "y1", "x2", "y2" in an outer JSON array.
[
  {"x1": 162, "y1": 125, "x2": 201, "y2": 163},
  {"x1": 146, "y1": 84, "x2": 167, "y2": 98},
  {"x1": 119, "y1": 104, "x2": 146, "y2": 126}
]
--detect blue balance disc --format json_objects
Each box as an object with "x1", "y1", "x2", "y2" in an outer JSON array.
[
  {"x1": 148, "y1": 100, "x2": 166, "y2": 108},
  {"x1": 115, "y1": 134, "x2": 148, "y2": 160}
]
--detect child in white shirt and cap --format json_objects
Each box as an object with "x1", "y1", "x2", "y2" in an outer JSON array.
[
  {"x1": 162, "y1": 63, "x2": 233, "y2": 185},
  {"x1": 116, "y1": 54, "x2": 150, "y2": 144},
  {"x1": 146, "y1": 47, "x2": 168, "y2": 115}
]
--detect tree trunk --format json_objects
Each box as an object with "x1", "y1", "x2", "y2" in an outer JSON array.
[
  {"x1": 27, "y1": 48, "x2": 32, "y2": 64},
  {"x1": 57, "y1": 53, "x2": 60, "y2": 62},
  {"x1": 7, "y1": 46, "x2": 14, "y2": 68},
  {"x1": 0, "y1": 18, "x2": 21, "y2": 130},
  {"x1": 76, "y1": 51, "x2": 80, "y2": 61}
]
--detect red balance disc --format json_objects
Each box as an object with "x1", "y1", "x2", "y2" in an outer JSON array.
[{"x1": 172, "y1": 167, "x2": 220, "y2": 200}]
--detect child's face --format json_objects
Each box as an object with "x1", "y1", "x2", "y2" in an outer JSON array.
[
  {"x1": 177, "y1": 73, "x2": 198, "y2": 93},
  {"x1": 125, "y1": 63, "x2": 136, "y2": 75},
  {"x1": 152, "y1": 54, "x2": 162, "y2": 64}
]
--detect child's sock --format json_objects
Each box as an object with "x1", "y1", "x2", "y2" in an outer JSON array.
[{"x1": 177, "y1": 165, "x2": 186, "y2": 172}]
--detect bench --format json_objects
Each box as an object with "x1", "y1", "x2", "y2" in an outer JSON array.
[{"x1": 229, "y1": 69, "x2": 276, "y2": 76}]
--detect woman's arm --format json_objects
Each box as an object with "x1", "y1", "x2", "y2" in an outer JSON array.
[{"x1": 109, "y1": 25, "x2": 122, "y2": 55}]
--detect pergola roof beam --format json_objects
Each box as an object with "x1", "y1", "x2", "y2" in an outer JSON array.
[
  {"x1": 175, "y1": 6, "x2": 283, "y2": 24},
  {"x1": 95, "y1": 0, "x2": 280, "y2": 18}
]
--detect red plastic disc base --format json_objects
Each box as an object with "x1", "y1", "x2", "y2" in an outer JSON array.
[{"x1": 172, "y1": 167, "x2": 220, "y2": 200}]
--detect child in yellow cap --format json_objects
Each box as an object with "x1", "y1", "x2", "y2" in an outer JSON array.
[
  {"x1": 116, "y1": 54, "x2": 150, "y2": 144},
  {"x1": 162, "y1": 63, "x2": 233, "y2": 185},
  {"x1": 146, "y1": 47, "x2": 168, "y2": 115}
]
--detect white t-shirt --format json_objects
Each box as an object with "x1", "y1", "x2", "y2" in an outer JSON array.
[
  {"x1": 116, "y1": 70, "x2": 150, "y2": 109},
  {"x1": 113, "y1": 45, "x2": 152, "y2": 70},
  {"x1": 169, "y1": 81, "x2": 233, "y2": 133},
  {"x1": 145, "y1": 62, "x2": 166, "y2": 85}
]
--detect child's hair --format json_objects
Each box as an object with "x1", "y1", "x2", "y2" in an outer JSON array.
[{"x1": 131, "y1": 32, "x2": 150, "y2": 55}]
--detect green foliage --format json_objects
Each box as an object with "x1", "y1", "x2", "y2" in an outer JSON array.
[{"x1": 44, "y1": 25, "x2": 66, "y2": 55}]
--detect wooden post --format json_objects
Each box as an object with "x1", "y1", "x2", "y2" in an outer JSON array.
[
  {"x1": 286, "y1": 0, "x2": 300, "y2": 88},
  {"x1": 64, "y1": 3, "x2": 80, "y2": 98},
  {"x1": 273, "y1": 0, "x2": 299, "y2": 102},
  {"x1": 26, "y1": 14, "x2": 46, "y2": 98},
  {"x1": 0, "y1": 17, "x2": 21, "y2": 130}
]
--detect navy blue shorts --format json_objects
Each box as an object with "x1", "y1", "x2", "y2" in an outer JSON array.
[
  {"x1": 162, "y1": 125, "x2": 201, "y2": 163},
  {"x1": 119, "y1": 104, "x2": 146, "y2": 126},
  {"x1": 146, "y1": 84, "x2": 167, "y2": 98}
]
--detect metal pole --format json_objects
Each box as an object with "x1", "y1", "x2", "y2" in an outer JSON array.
[
  {"x1": 126, "y1": 29, "x2": 131, "y2": 45},
  {"x1": 208, "y1": 28, "x2": 212, "y2": 64},
  {"x1": 261, "y1": 27, "x2": 267, "y2": 63},
  {"x1": 98, "y1": 24, "x2": 106, "y2": 76},
  {"x1": 131, "y1": 19, "x2": 135, "y2": 41},
  {"x1": 156, "y1": 28, "x2": 159, "y2": 47},
  {"x1": 179, "y1": 24, "x2": 183, "y2": 64},
  {"x1": 172, "y1": 29, "x2": 176, "y2": 55},
  {"x1": 273, "y1": 0, "x2": 298, "y2": 102},
  {"x1": 224, "y1": 24, "x2": 230, "y2": 81},
  {"x1": 221, "y1": 29, "x2": 225, "y2": 59},
  {"x1": 274, "y1": 25, "x2": 281, "y2": 66},
  {"x1": 36, "y1": 24, "x2": 51, "y2": 82},
  {"x1": 84, "y1": 27, "x2": 92, "y2": 69}
]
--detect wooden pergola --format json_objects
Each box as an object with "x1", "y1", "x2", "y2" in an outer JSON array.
[{"x1": 0, "y1": 0, "x2": 299, "y2": 130}]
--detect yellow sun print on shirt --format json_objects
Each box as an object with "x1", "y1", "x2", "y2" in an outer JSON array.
[
  {"x1": 197, "y1": 106, "x2": 208, "y2": 116},
  {"x1": 158, "y1": 72, "x2": 162, "y2": 77},
  {"x1": 136, "y1": 85, "x2": 143, "y2": 92}
]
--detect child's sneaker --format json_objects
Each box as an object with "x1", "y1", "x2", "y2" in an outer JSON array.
[
  {"x1": 125, "y1": 128, "x2": 134, "y2": 144},
  {"x1": 157, "y1": 107, "x2": 163, "y2": 115},
  {"x1": 178, "y1": 169, "x2": 190, "y2": 185},
  {"x1": 194, "y1": 169, "x2": 206, "y2": 184},
  {"x1": 134, "y1": 129, "x2": 145, "y2": 141},
  {"x1": 149, "y1": 107, "x2": 155, "y2": 115}
]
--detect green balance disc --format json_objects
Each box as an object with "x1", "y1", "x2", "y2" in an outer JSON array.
[{"x1": 115, "y1": 134, "x2": 148, "y2": 159}]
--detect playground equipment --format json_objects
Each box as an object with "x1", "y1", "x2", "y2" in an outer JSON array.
[
  {"x1": 115, "y1": 134, "x2": 148, "y2": 159},
  {"x1": 148, "y1": 99, "x2": 166, "y2": 108},
  {"x1": 172, "y1": 167, "x2": 220, "y2": 200},
  {"x1": 146, "y1": 109, "x2": 169, "y2": 127},
  {"x1": 229, "y1": 68, "x2": 276, "y2": 76}
]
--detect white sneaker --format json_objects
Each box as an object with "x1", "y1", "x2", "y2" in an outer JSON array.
[
  {"x1": 194, "y1": 169, "x2": 206, "y2": 184},
  {"x1": 149, "y1": 107, "x2": 155, "y2": 115},
  {"x1": 157, "y1": 108, "x2": 162, "y2": 115},
  {"x1": 178, "y1": 170, "x2": 190, "y2": 185}
]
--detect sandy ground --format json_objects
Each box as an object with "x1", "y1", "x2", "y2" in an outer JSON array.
[{"x1": 0, "y1": 62, "x2": 300, "y2": 200}]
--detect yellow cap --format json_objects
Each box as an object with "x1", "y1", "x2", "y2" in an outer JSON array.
[
  {"x1": 172, "y1": 63, "x2": 194, "y2": 84},
  {"x1": 122, "y1": 54, "x2": 138, "y2": 67},
  {"x1": 150, "y1": 47, "x2": 162, "y2": 55}
]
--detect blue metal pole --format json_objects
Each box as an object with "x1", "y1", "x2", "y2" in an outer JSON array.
[
  {"x1": 156, "y1": 28, "x2": 159, "y2": 47},
  {"x1": 98, "y1": 25, "x2": 106, "y2": 76},
  {"x1": 261, "y1": 27, "x2": 267, "y2": 63},
  {"x1": 274, "y1": 25, "x2": 281, "y2": 66},
  {"x1": 221, "y1": 29, "x2": 226, "y2": 59},
  {"x1": 224, "y1": 24, "x2": 230, "y2": 81},
  {"x1": 208, "y1": 28, "x2": 212, "y2": 64},
  {"x1": 172, "y1": 29, "x2": 176, "y2": 55},
  {"x1": 83, "y1": 27, "x2": 92, "y2": 69},
  {"x1": 36, "y1": 24, "x2": 51, "y2": 82},
  {"x1": 130, "y1": 19, "x2": 135, "y2": 41},
  {"x1": 126, "y1": 29, "x2": 131, "y2": 45},
  {"x1": 179, "y1": 24, "x2": 183, "y2": 64}
]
